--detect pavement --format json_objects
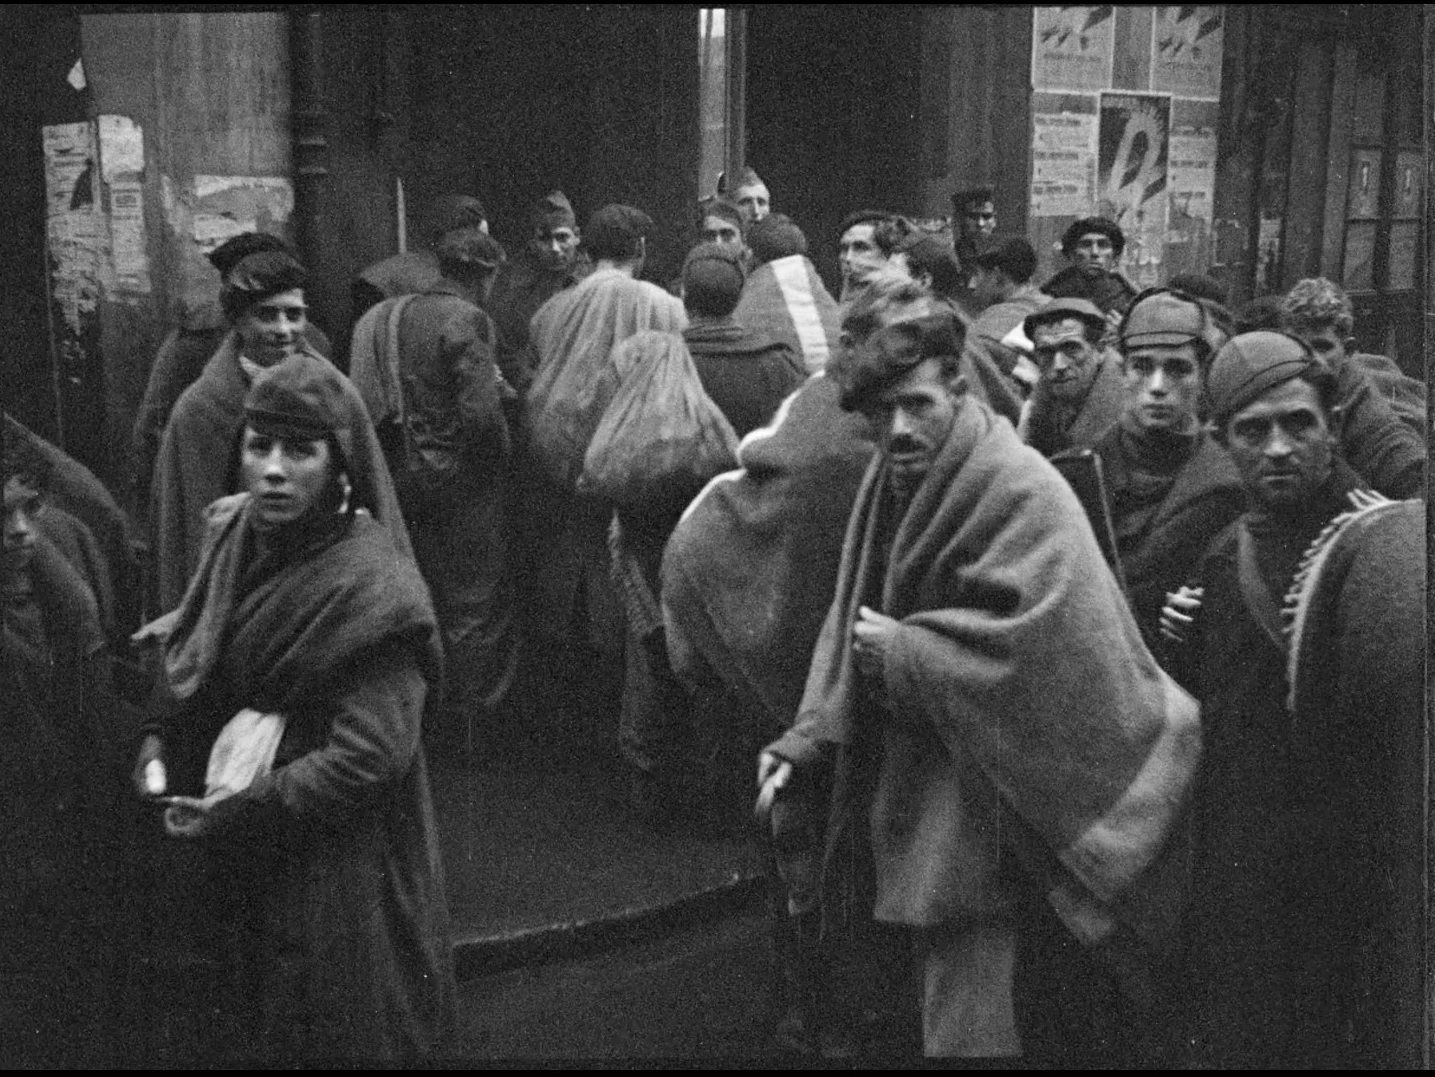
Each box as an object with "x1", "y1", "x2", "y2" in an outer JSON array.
[{"x1": 425, "y1": 712, "x2": 766, "y2": 984}]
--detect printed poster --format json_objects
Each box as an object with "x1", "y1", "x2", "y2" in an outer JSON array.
[
  {"x1": 1098, "y1": 92, "x2": 1171, "y2": 289},
  {"x1": 1167, "y1": 124, "x2": 1217, "y2": 222},
  {"x1": 97, "y1": 114, "x2": 145, "y2": 183},
  {"x1": 1150, "y1": 6, "x2": 1225, "y2": 100},
  {"x1": 43, "y1": 122, "x2": 108, "y2": 335},
  {"x1": 1032, "y1": 7, "x2": 1115, "y2": 93},
  {"x1": 43, "y1": 121, "x2": 98, "y2": 217},
  {"x1": 109, "y1": 180, "x2": 152, "y2": 293},
  {"x1": 1030, "y1": 111, "x2": 1098, "y2": 218}
]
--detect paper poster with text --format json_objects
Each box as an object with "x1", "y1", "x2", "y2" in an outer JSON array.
[
  {"x1": 1151, "y1": 6, "x2": 1225, "y2": 100},
  {"x1": 1030, "y1": 110, "x2": 1099, "y2": 217},
  {"x1": 1099, "y1": 93, "x2": 1171, "y2": 289},
  {"x1": 1032, "y1": 7, "x2": 1115, "y2": 93}
]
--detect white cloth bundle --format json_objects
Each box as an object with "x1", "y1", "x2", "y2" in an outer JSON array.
[{"x1": 204, "y1": 708, "x2": 287, "y2": 800}]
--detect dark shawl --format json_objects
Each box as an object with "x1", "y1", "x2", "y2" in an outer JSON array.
[
  {"x1": 5, "y1": 413, "x2": 139, "y2": 634},
  {"x1": 768, "y1": 400, "x2": 1199, "y2": 976},
  {"x1": 1279, "y1": 496, "x2": 1425, "y2": 1066},
  {"x1": 151, "y1": 494, "x2": 452, "y2": 1063},
  {"x1": 1093, "y1": 421, "x2": 1246, "y2": 653}
]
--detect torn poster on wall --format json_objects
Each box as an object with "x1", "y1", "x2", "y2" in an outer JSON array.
[
  {"x1": 1031, "y1": 6, "x2": 1115, "y2": 94},
  {"x1": 162, "y1": 174, "x2": 296, "y2": 324},
  {"x1": 1098, "y1": 92, "x2": 1172, "y2": 290},
  {"x1": 97, "y1": 114, "x2": 151, "y2": 295},
  {"x1": 42, "y1": 122, "x2": 107, "y2": 336}
]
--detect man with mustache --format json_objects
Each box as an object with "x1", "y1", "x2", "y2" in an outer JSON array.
[{"x1": 756, "y1": 311, "x2": 1200, "y2": 1062}]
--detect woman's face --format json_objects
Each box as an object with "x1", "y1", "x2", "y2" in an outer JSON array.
[
  {"x1": 240, "y1": 426, "x2": 335, "y2": 528},
  {"x1": 234, "y1": 288, "x2": 308, "y2": 367}
]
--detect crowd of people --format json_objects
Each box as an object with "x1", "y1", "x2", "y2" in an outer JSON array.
[{"x1": 2, "y1": 165, "x2": 1425, "y2": 1066}]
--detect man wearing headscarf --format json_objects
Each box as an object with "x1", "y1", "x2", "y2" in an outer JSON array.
[
  {"x1": 352, "y1": 193, "x2": 487, "y2": 313},
  {"x1": 1089, "y1": 289, "x2": 1245, "y2": 654},
  {"x1": 130, "y1": 232, "x2": 332, "y2": 503},
  {"x1": 732, "y1": 214, "x2": 841, "y2": 374},
  {"x1": 150, "y1": 250, "x2": 410, "y2": 614},
  {"x1": 756, "y1": 313, "x2": 1198, "y2": 1062},
  {"x1": 1157, "y1": 331, "x2": 1423, "y2": 1067},
  {"x1": 486, "y1": 190, "x2": 589, "y2": 397},
  {"x1": 349, "y1": 228, "x2": 514, "y2": 760}
]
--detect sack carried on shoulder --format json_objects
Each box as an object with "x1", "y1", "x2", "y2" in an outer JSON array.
[{"x1": 580, "y1": 331, "x2": 739, "y2": 507}]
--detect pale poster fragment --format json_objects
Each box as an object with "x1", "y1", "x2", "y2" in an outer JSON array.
[
  {"x1": 1031, "y1": 6, "x2": 1115, "y2": 94},
  {"x1": 1030, "y1": 110, "x2": 1098, "y2": 218},
  {"x1": 1150, "y1": 6, "x2": 1225, "y2": 100}
]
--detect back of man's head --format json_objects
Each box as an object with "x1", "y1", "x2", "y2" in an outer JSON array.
[
  {"x1": 972, "y1": 234, "x2": 1037, "y2": 286},
  {"x1": 748, "y1": 213, "x2": 808, "y2": 264},
  {"x1": 840, "y1": 276, "x2": 941, "y2": 349},
  {"x1": 952, "y1": 186, "x2": 995, "y2": 215},
  {"x1": 839, "y1": 210, "x2": 912, "y2": 257},
  {"x1": 1280, "y1": 277, "x2": 1355, "y2": 338},
  {"x1": 428, "y1": 193, "x2": 488, "y2": 245},
  {"x1": 1061, "y1": 216, "x2": 1125, "y2": 258},
  {"x1": 208, "y1": 232, "x2": 296, "y2": 279},
  {"x1": 900, "y1": 233, "x2": 965, "y2": 299},
  {"x1": 436, "y1": 227, "x2": 506, "y2": 282},
  {"x1": 1168, "y1": 272, "x2": 1228, "y2": 307},
  {"x1": 838, "y1": 313, "x2": 967, "y2": 412},
  {"x1": 584, "y1": 204, "x2": 655, "y2": 263},
  {"x1": 1234, "y1": 294, "x2": 1285, "y2": 335},
  {"x1": 682, "y1": 242, "x2": 746, "y2": 318},
  {"x1": 1042, "y1": 264, "x2": 1137, "y2": 318},
  {"x1": 696, "y1": 196, "x2": 745, "y2": 233}
]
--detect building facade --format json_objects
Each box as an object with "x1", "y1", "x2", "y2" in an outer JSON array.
[{"x1": 0, "y1": 5, "x2": 1427, "y2": 489}]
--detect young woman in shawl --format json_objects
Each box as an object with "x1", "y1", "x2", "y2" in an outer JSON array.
[{"x1": 130, "y1": 352, "x2": 455, "y2": 1065}]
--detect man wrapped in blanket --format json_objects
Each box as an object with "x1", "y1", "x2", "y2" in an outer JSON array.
[{"x1": 756, "y1": 311, "x2": 1201, "y2": 1062}]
